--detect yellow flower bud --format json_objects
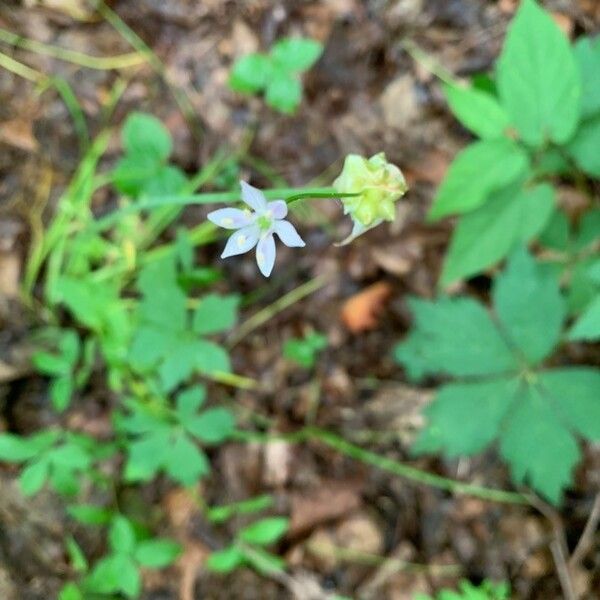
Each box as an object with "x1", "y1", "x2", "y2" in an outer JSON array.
[{"x1": 333, "y1": 152, "x2": 408, "y2": 227}]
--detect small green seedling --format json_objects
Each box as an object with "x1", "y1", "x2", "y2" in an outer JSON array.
[
  {"x1": 229, "y1": 37, "x2": 323, "y2": 114},
  {"x1": 206, "y1": 517, "x2": 289, "y2": 575},
  {"x1": 283, "y1": 331, "x2": 327, "y2": 368}
]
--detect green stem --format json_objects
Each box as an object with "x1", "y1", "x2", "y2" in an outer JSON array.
[{"x1": 234, "y1": 428, "x2": 529, "y2": 505}]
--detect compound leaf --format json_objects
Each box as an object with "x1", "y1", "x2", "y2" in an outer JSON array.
[{"x1": 193, "y1": 294, "x2": 239, "y2": 335}]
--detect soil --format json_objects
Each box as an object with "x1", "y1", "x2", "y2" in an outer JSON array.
[{"x1": 0, "y1": 1, "x2": 599, "y2": 599}]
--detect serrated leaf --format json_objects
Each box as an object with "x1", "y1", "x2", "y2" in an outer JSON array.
[
  {"x1": 134, "y1": 539, "x2": 181, "y2": 567},
  {"x1": 193, "y1": 294, "x2": 239, "y2": 335},
  {"x1": 493, "y1": 248, "x2": 565, "y2": 364},
  {"x1": 574, "y1": 35, "x2": 600, "y2": 118},
  {"x1": 500, "y1": 383, "x2": 580, "y2": 504},
  {"x1": 109, "y1": 516, "x2": 136, "y2": 555},
  {"x1": 428, "y1": 139, "x2": 529, "y2": 220},
  {"x1": 413, "y1": 378, "x2": 517, "y2": 456},
  {"x1": 265, "y1": 72, "x2": 302, "y2": 114},
  {"x1": 185, "y1": 408, "x2": 235, "y2": 444},
  {"x1": 441, "y1": 183, "x2": 555, "y2": 285},
  {"x1": 122, "y1": 112, "x2": 172, "y2": 162},
  {"x1": 229, "y1": 53, "x2": 273, "y2": 93},
  {"x1": 271, "y1": 37, "x2": 323, "y2": 72},
  {"x1": 238, "y1": 517, "x2": 289, "y2": 546},
  {"x1": 566, "y1": 115, "x2": 600, "y2": 177},
  {"x1": 206, "y1": 545, "x2": 244, "y2": 573},
  {"x1": 569, "y1": 296, "x2": 600, "y2": 341},
  {"x1": 497, "y1": 0, "x2": 581, "y2": 146},
  {"x1": 394, "y1": 297, "x2": 517, "y2": 381},
  {"x1": 443, "y1": 83, "x2": 511, "y2": 139},
  {"x1": 540, "y1": 368, "x2": 600, "y2": 439},
  {"x1": 164, "y1": 434, "x2": 210, "y2": 485}
]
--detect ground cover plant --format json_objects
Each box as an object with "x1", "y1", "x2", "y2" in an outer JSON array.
[{"x1": 0, "y1": 0, "x2": 599, "y2": 598}]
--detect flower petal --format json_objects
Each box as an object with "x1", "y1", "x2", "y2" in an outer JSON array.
[
  {"x1": 267, "y1": 200, "x2": 288, "y2": 219},
  {"x1": 221, "y1": 225, "x2": 260, "y2": 258},
  {"x1": 256, "y1": 234, "x2": 276, "y2": 277},
  {"x1": 240, "y1": 181, "x2": 267, "y2": 212},
  {"x1": 274, "y1": 220, "x2": 305, "y2": 248},
  {"x1": 207, "y1": 207, "x2": 254, "y2": 229}
]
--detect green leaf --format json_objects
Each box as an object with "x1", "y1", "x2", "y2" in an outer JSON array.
[
  {"x1": 574, "y1": 35, "x2": 600, "y2": 118},
  {"x1": 413, "y1": 378, "x2": 517, "y2": 456},
  {"x1": 229, "y1": 53, "x2": 273, "y2": 93},
  {"x1": 0, "y1": 433, "x2": 44, "y2": 462},
  {"x1": 193, "y1": 339, "x2": 231, "y2": 375},
  {"x1": 134, "y1": 539, "x2": 181, "y2": 568},
  {"x1": 242, "y1": 546, "x2": 286, "y2": 574},
  {"x1": 129, "y1": 325, "x2": 170, "y2": 369},
  {"x1": 32, "y1": 351, "x2": 71, "y2": 376},
  {"x1": 119, "y1": 556, "x2": 141, "y2": 598},
  {"x1": 50, "y1": 443, "x2": 91, "y2": 470},
  {"x1": 443, "y1": 83, "x2": 510, "y2": 139},
  {"x1": 58, "y1": 583, "x2": 83, "y2": 600},
  {"x1": 50, "y1": 376, "x2": 74, "y2": 412},
  {"x1": 193, "y1": 294, "x2": 239, "y2": 335},
  {"x1": 493, "y1": 248, "x2": 565, "y2": 364},
  {"x1": 124, "y1": 431, "x2": 169, "y2": 482},
  {"x1": 68, "y1": 504, "x2": 113, "y2": 525},
  {"x1": 574, "y1": 209, "x2": 600, "y2": 251},
  {"x1": 500, "y1": 382, "x2": 580, "y2": 505},
  {"x1": 569, "y1": 296, "x2": 600, "y2": 341},
  {"x1": 394, "y1": 297, "x2": 517, "y2": 381},
  {"x1": 66, "y1": 536, "x2": 89, "y2": 572},
  {"x1": 141, "y1": 165, "x2": 187, "y2": 197},
  {"x1": 185, "y1": 408, "x2": 235, "y2": 444},
  {"x1": 86, "y1": 555, "x2": 122, "y2": 594},
  {"x1": 540, "y1": 368, "x2": 600, "y2": 439},
  {"x1": 428, "y1": 139, "x2": 529, "y2": 220},
  {"x1": 497, "y1": 0, "x2": 581, "y2": 146},
  {"x1": 265, "y1": 72, "x2": 302, "y2": 114},
  {"x1": 271, "y1": 37, "x2": 323, "y2": 72},
  {"x1": 540, "y1": 209, "x2": 570, "y2": 251},
  {"x1": 164, "y1": 434, "x2": 210, "y2": 485},
  {"x1": 566, "y1": 115, "x2": 600, "y2": 177},
  {"x1": 176, "y1": 386, "x2": 206, "y2": 418},
  {"x1": 239, "y1": 517, "x2": 289, "y2": 546},
  {"x1": 113, "y1": 154, "x2": 160, "y2": 197},
  {"x1": 122, "y1": 112, "x2": 172, "y2": 162},
  {"x1": 441, "y1": 183, "x2": 555, "y2": 285},
  {"x1": 283, "y1": 332, "x2": 327, "y2": 368},
  {"x1": 207, "y1": 495, "x2": 274, "y2": 524},
  {"x1": 19, "y1": 459, "x2": 49, "y2": 496},
  {"x1": 109, "y1": 516, "x2": 136, "y2": 555},
  {"x1": 206, "y1": 545, "x2": 245, "y2": 573},
  {"x1": 158, "y1": 338, "x2": 199, "y2": 392}
]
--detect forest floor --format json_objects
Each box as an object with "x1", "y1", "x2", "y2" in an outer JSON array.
[{"x1": 0, "y1": 1, "x2": 599, "y2": 599}]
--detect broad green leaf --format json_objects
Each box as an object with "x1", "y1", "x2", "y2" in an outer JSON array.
[
  {"x1": 193, "y1": 294, "x2": 239, "y2": 335},
  {"x1": 164, "y1": 434, "x2": 210, "y2": 485},
  {"x1": 176, "y1": 386, "x2": 206, "y2": 418},
  {"x1": 122, "y1": 112, "x2": 172, "y2": 162},
  {"x1": 443, "y1": 83, "x2": 510, "y2": 139},
  {"x1": 500, "y1": 383, "x2": 579, "y2": 505},
  {"x1": 239, "y1": 517, "x2": 289, "y2": 546},
  {"x1": 19, "y1": 459, "x2": 49, "y2": 496},
  {"x1": 50, "y1": 443, "x2": 91, "y2": 470},
  {"x1": 134, "y1": 539, "x2": 181, "y2": 567},
  {"x1": 540, "y1": 368, "x2": 600, "y2": 439},
  {"x1": 539, "y1": 209, "x2": 570, "y2": 251},
  {"x1": 118, "y1": 556, "x2": 141, "y2": 598},
  {"x1": 428, "y1": 139, "x2": 529, "y2": 220},
  {"x1": 158, "y1": 338, "x2": 199, "y2": 392},
  {"x1": 394, "y1": 297, "x2": 517, "y2": 381},
  {"x1": 271, "y1": 37, "x2": 323, "y2": 72},
  {"x1": 194, "y1": 339, "x2": 231, "y2": 374},
  {"x1": 493, "y1": 248, "x2": 565, "y2": 364},
  {"x1": 206, "y1": 545, "x2": 244, "y2": 572},
  {"x1": 566, "y1": 116, "x2": 600, "y2": 177},
  {"x1": 58, "y1": 583, "x2": 83, "y2": 600},
  {"x1": 265, "y1": 72, "x2": 302, "y2": 114},
  {"x1": 0, "y1": 433, "x2": 44, "y2": 462},
  {"x1": 242, "y1": 546, "x2": 286, "y2": 574},
  {"x1": 141, "y1": 165, "x2": 187, "y2": 197},
  {"x1": 68, "y1": 504, "x2": 113, "y2": 525},
  {"x1": 32, "y1": 351, "x2": 71, "y2": 376},
  {"x1": 413, "y1": 378, "x2": 517, "y2": 456},
  {"x1": 574, "y1": 209, "x2": 600, "y2": 251},
  {"x1": 574, "y1": 35, "x2": 600, "y2": 118},
  {"x1": 441, "y1": 183, "x2": 554, "y2": 285},
  {"x1": 569, "y1": 296, "x2": 600, "y2": 341},
  {"x1": 229, "y1": 53, "x2": 273, "y2": 93},
  {"x1": 124, "y1": 431, "x2": 169, "y2": 482},
  {"x1": 86, "y1": 555, "x2": 122, "y2": 594},
  {"x1": 109, "y1": 516, "x2": 136, "y2": 555},
  {"x1": 113, "y1": 154, "x2": 159, "y2": 197},
  {"x1": 66, "y1": 536, "x2": 89, "y2": 572},
  {"x1": 283, "y1": 332, "x2": 327, "y2": 368},
  {"x1": 49, "y1": 467, "x2": 80, "y2": 497},
  {"x1": 497, "y1": 0, "x2": 581, "y2": 146},
  {"x1": 129, "y1": 325, "x2": 170, "y2": 369},
  {"x1": 185, "y1": 408, "x2": 235, "y2": 443}
]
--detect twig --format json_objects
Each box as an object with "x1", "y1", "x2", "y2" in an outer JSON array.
[
  {"x1": 569, "y1": 493, "x2": 600, "y2": 568},
  {"x1": 550, "y1": 539, "x2": 576, "y2": 600}
]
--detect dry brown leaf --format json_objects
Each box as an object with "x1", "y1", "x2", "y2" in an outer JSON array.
[{"x1": 341, "y1": 282, "x2": 392, "y2": 332}]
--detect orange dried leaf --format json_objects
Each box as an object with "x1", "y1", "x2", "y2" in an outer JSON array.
[{"x1": 341, "y1": 282, "x2": 392, "y2": 332}]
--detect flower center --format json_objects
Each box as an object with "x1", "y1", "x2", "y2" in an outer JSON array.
[{"x1": 257, "y1": 214, "x2": 273, "y2": 231}]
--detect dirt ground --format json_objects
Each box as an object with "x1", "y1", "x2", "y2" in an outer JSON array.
[{"x1": 0, "y1": 1, "x2": 599, "y2": 599}]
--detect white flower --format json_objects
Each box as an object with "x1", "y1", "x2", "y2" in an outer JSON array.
[{"x1": 207, "y1": 181, "x2": 305, "y2": 277}]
